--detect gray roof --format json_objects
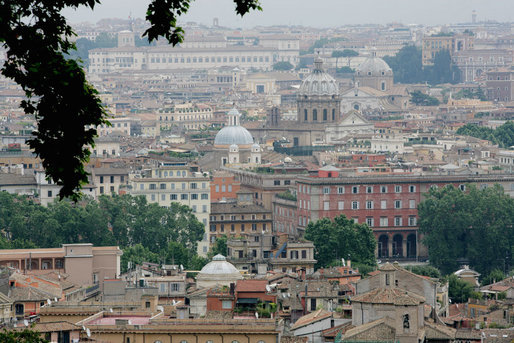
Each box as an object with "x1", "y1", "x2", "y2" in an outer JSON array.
[
  {"x1": 214, "y1": 126, "x2": 254, "y2": 146},
  {"x1": 356, "y1": 55, "x2": 393, "y2": 76},
  {"x1": 0, "y1": 174, "x2": 36, "y2": 186}
]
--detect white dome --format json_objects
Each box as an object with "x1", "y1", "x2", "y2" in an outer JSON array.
[
  {"x1": 214, "y1": 126, "x2": 254, "y2": 146},
  {"x1": 199, "y1": 254, "x2": 240, "y2": 275},
  {"x1": 298, "y1": 58, "x2": 339, "y2": 96},
  {"x1": 229, "y1": 144, "x2": 239, "y2": 152},
  {"x1": 356, "y1": 55, "x2": 392, "y2": 76}
]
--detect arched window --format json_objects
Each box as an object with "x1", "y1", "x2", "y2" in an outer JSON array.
[
  {"x1": 313, "y1": 109, "x2": 317, "y2": 121},
  {"x1": 381, "y1": 81, "x2": 386, "y2": 91},
  {"x1": 155, "y1": 341, "x2": 163, "y2": 343},
  {"x1": 304, "y1": 109, "x2": 308, "y2": 121},
  {"x1": 323, "y1": 109, "x2": 327, "y2": 121},
  {"x1": 332, "y1": 109, "x2": 335, "y2": 121}
]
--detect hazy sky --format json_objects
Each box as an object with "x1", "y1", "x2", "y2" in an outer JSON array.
[{"x1": 64, "y1": 0, "x2": 514, "y2": 27}]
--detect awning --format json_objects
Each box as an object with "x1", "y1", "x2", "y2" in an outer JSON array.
[{"x1": 237, "y1": 298, "x2": 258, "y2": 304}]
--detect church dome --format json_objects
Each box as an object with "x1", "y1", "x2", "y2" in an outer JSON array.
[
  {"x1": 214, "y1": 126, "x2": 254, "y2": 146},
  {"x1": 199, "y1": 254, "x2": 240, "y2": 275},
  {"x1": 356, "y1": 54, "x2": 393, "y2": 76},
  {"x1": 298, "y1": 58, "x2": 339, "y2": 96},
  {"x1": 196, "y1": 254, "x2": 243, "y2": 288}
]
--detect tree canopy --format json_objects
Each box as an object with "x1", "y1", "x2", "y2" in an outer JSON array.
[
  {"x1": 272, "y1": 61, "x2": 294, "y2": 71},
  {"x1": 410, "y1": 90, "x2": 440, "y2": 106},
  {"x1": 0, "y1": 192, "x2": 206, "y2": 270},
  {"x1": 383, "y1": 46, "x2": 461, "y2": 85},
  {"x1": 304, "y1": 215, "x2": 376, "y2": 269},
  {"x1": 418, "y1": 185, "x2": 514, "y2": 276},
  {"x1": 456, "y1": 121, "x2": 514, "y2": 148},
  {"x1": 0, "y1": 328, "x2": 48, "y2": 343},
  {"x1": 0, "y1": 0, "x2": 261, "y2": 200}
]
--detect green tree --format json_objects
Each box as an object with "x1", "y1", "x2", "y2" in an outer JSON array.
[
  {"x1": 0, "y1": 0, "x2": 261, "y2": 200},
  {"x1": 419, "y1": 185, "x2": 514, "y2": 276},
  {"x1": 481, "y1": 269, "x2": 505, "y2": 286},
  {"x1": 404, "y1": 265, "x2": 442, "y2": 279},
  {"x1": 208, "y1": 235, "x2": 228, "y2": 258},
  {"x1": 447, "y1": 274, "x2": 474, "y2": 303},
  {"x1": 272, "y1": 61, "x2": 294, "y2": 71},
  {"x1": 0, "y1": 328, "x2": 48, "y2": 343},
  {"x1": 424, "y1": 50, "x2": 461, "y2": 85},
  {"x1": 410, "y1": 90, "x2": 440, "y2": 106},
  {"x1": 456, "y1": 121, "x2": 514, "y2": 148},
  {"x1": 121, "y1": 244, "x2": 160, "y2": 273},
  {"x1": 304, "y1": 215, "x2": 376, "y2": 269},
  {"x1": 383, "y1": 45, "x2": 424, "y2": 84}
]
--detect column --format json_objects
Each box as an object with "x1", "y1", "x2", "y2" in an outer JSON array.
[
  {"x1": 387, "y1": 235, "x2": 393, "y2": 258},
  {"x1": 402, "y1": 236, "x2": 407, "y2": 259}
]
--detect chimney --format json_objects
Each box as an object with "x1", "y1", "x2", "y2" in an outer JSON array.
[
  {"x1": 229, "y1": 283, "x2": 235, "y2": 295},
  {"x1": 347, "y1": 260, "x2": 351, "y2": 268}
]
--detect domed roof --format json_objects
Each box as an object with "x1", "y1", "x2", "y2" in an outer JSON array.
[
  {"x1": 198, "y1": 254, "x2": 241, "y2": 275},
  {"x1": 298, "y1": 58, "x2": 339, "y2": 96},
  {"x1": 356, "y1": 54, "x2": 392, "y2": 76},
  {"x1": 214, "y1": 126, "x2": 254, "y2": 146}
]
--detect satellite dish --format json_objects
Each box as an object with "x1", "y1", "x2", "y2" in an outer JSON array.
[
  {"x1": 180, "y1": 264, "x2": 184, "y2": 271},
  {"x1": 47, "y1": 299, "x2": 52, "y2": 305},
  {"x1": 23, "y1": 319, "x2": 29, "y2": 327},
  {"x1": 255, "y1": 312, "x2": 259, "y2": 319},
  {"x1": 265, "y1": 285, "x2": 271, "y2": 292},
  {"x1": 54, "y1": 297, "x2": 58, "y2": 302},
  {"x1": 109, "y1": 308, "x2": 113, "y2": 313},
  {"x1": 156, "y1": 305, "x2": 164, "y2": 312},
  {"x1": 86, "y1": 328, "x2": 91, "y2": 337}
]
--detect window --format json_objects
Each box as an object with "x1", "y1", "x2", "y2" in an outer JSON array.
[
  {"x1": 324, "y1": 201, "x2": 330, "y2": 210},
  {"x1": 48, "y1": 190, "x2": 53, "y2": 197},
  {"x1": 352, "y1": 186, "x2": 359, "y2": 194},
  {"x1": 302, "y1": 250, "x2": 307, "y2": 259},
  {"x1": 459, "y1": 184, "x2": 466, "y2": 191},
  {"x1": 222, "y1": 301, "x2": 232, "y2": 309},
  {"x1": 394, "y1": 200, "x2": 402, "y2": 209},
  {"x1": 352, "y1": 201, "x2": 359, "y2": 210},
  {"x1": 381, "y1": 200, "x2": 387, "y2": 209},
  {"x1": 323, "y1": 187, "x2": 330, "y2": 194},
  {"x1": 140, "y1": 184, "x2": 144, "y2": 190},
  {"x1": 100, "y1": 176, "x2": 104, "y2": 184},
  {"x1": 409, "y1": 185, "x2": 416, "y2": 193},
  {"x1": 252, "y1": 223, "x2": 257, "y2": 231},
  {"x1": 171, "y1": 283, "x2": 179, "y2": 291},
  {"x1": 409, "y1": 200, "x2": 416, "y2": 209},
  {"x1": 408, "y1": 216, "x2": 417, "y2": 226},
  {"x1": 366, "y1": 201, "x2": 373, "y2": 209},
  {"x1": 395, "y1": 185, "x2": 402, "y2": 193},
  {"x1": 381, "y1": 186, "x2": 387, "y2": 193},
  {"x1": 191, "y1": 183, "x2": 197, "y2": 189},
  {"x1": 160, "y1": 183, "x2": 166, "y2": 189},
  {"x1": 110, "y1": 175, "x2": 114, "y2": 183},
  {"x1": 366, "y1": 186, "x2": 373, "y2": 193},
  {"x1": 191, "y1": 194, "x2": 198, "y2": 200},
  {"x1": 380, "y1": 217, "x2": 388, "y2": 227},
  {"x1": 313, "y1": 109, "x2": 317, "y2": 121},
  {"x1": 181, "y1": 194, "x2": 188, "y2": 200},
  {"x1": 274, "y1": 180, "x2": 281, "y2": 186},
  {"x1": 220, "y1": 224, "x2": 224, "y2": 232},
  {"x1": 201, "y1": 193, "x2": 208, "y2": 200},
  {"x1": 338, "y1": 201, "x2": 344, "y2": 210},
  {"x1": 337, "y1": 186, "x2": 344, "y2": 194},
  {"x1": 394, "y1": 217, "x2": 402, "y2": 226},
  {"x1": 171, "y1": 194, "x2": 177, "y2": 200},
  {"x1": 149, "y1": 184, "x2": 156, "y2": 190},
  {"x1": 366, "y1": 217, "x2": 374, "y2": 227}
]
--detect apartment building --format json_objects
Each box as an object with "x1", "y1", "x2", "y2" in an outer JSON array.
[
  {"x1": 128, "y1": 162, "x2": 211, "y2": 244},
  {"x1": 158, "y1": 103, "x2": 213, "y2": 131},
  {"x1": 296, "y1": 172, "x2": 514, "y2": 261}
]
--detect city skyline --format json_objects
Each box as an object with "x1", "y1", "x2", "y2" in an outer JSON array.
[{"x1": 63, "y1": 0, "x2": 514, "y2": 28}]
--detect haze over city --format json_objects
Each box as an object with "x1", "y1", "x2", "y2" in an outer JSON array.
[
  {"x1": 1, "y1": 0, "x2": 514, "y2": 342},
  {"x1": 64, "y1": 0, "x2": 514, "y2": 27}
]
